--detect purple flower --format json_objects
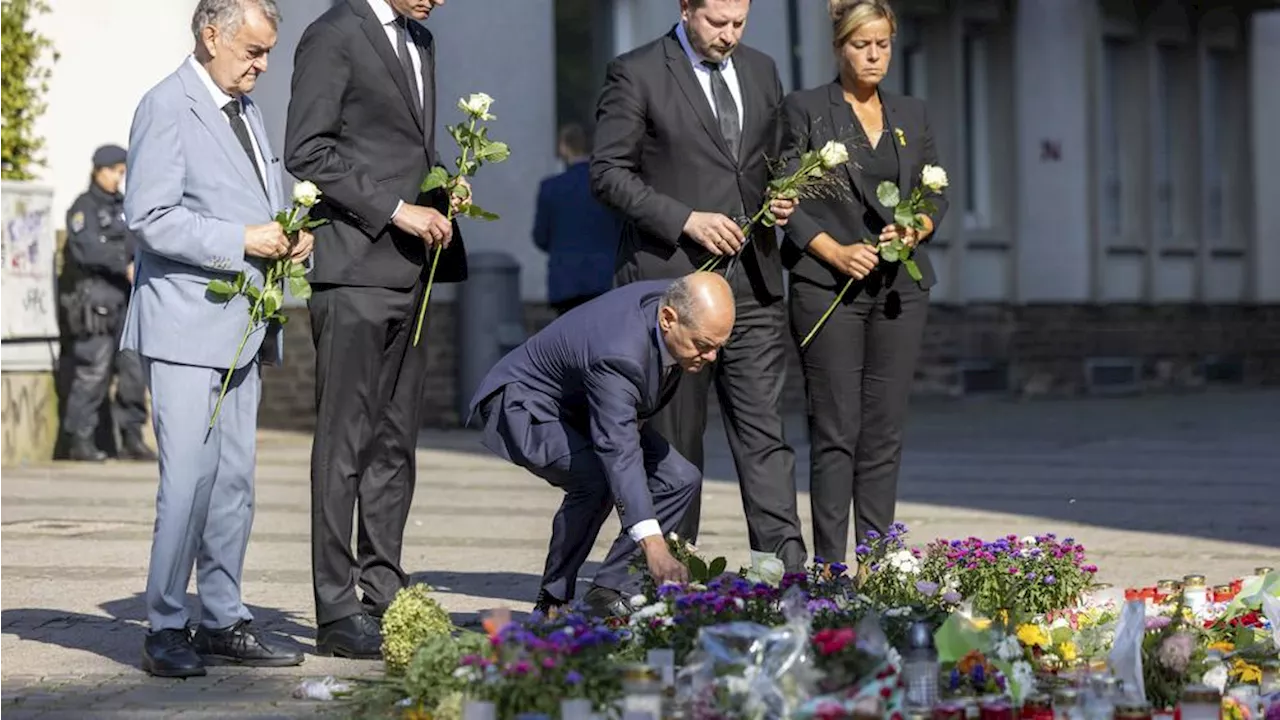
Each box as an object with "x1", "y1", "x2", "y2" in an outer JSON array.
[
  {"x1": 866, "y1": 530, "x2": 881, "y2": 540},
  {"x1": 565, "y1": 670, "x2": 583, "y2": 685},
  {"x1": 855, "y1": 544, "x2": 872, "y2": 556},
  {"x1": 1157, "y1": 632, "x2": 1195, "y2": 674},
  {"x1": 1146, "y1": 615, "x2": 1172, "y2": 630},
  {"x1": 942, "y1": 591, "x2": 962, "y2": 604},
  {"x1": 1026, "y1": 572, "x2": 1038, "y2": 581},
  {"x1": 830, "y1": 562, "x2": 848, "y2": 575},
  {"x1": 915, "y1": 581, "x2": 939, "y2": 597},
  {"x1": 1043, "y1": 575, "x2": 1056, "y2": 585},
  {"x1": 813, "y1": 556, "x2": 827, "y2": 566}
]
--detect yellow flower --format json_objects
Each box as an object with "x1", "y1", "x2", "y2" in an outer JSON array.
[
  {"x1": 1058, "y1": 641, "x2": 1078, "y2": 663},
  {"x1": 1230, "y1": 658, "x2": 1262, "y2": 684},
  {"x1": 1209, "y1": 641, "x2": 1235, "y2": 654},
  {"x1": 895, "y1": 128, "x2": 906, "y2": 146},
  {"x1": 1017, "y1": 624, "x2": 1051, "y2": 649},
  {"x1": 403, "y1": 705, "x2": 433, "y2": 720}
]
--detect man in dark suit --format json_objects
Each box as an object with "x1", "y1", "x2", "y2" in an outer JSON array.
[
  {"x1": 468, "y1": 272, "x2": 735, "y2": 617},
  {"x1": 284, "y1": 0, "x2": 465, "y2": 659},
  {"x1": 533, "y1": 123, "x2": 621, "y2": 315},
  {"x1": 590, "y1": 0, "x2": 807, "y2": 572}
]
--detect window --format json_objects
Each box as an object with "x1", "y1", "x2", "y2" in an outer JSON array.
[
  {"x1": 1203, "y1": 47, "x2": 1246, "y2": 248},
  {"x1": 1098, "y1": 36, "x2": 1142, "y2": 244},
  {"x1": 1151, "y1": 42, "x2": 1196, "y2": 246},
  {"x1": 961, "y1": 28, "x2": 991, "y2": 230},
  {"x1": 902, "y1": 45, "x2": 926, "y2": 99}
]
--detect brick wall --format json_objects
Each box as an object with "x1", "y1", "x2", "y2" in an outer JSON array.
[{"x1": 258, "y1": 302, "x2": 1280, "y2": 431}]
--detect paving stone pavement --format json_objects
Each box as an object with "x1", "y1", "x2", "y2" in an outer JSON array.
[{"x1": 3, "y1": 389, "x2": 1279, "y2": 718}]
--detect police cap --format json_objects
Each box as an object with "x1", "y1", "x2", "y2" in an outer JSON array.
[{"x1": 92, "y1": 144, "x2": 127, "y2": 169}]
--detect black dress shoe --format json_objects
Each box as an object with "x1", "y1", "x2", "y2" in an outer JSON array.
[
  {"x1": 316, "y1": 613, "x2": 383, "y2": 660},
  {"x1": 142, "y1": 628, "x2": 206, "y2": 678},
  {"x1": 534, "y1": 589, "x2": 565, "y2": 618},
  {"x1": 192, "y1": 620, "x2": 304, "y2": 667},
  {"x1": 68, "y1": 436, "x2": 107, "y2": 463},
  {"x1": 582, "y1": 585, "x2": 634, "y2": 619},
  {"x1": 119, "y1": 433, "x2": 158, "y2": 462}
]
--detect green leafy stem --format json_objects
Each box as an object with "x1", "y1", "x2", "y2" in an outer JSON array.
[
  {"x1": 410, "y1": 112, "x2": 510, "y2": 348},
  {"x1": 204, "y1": 205, "x2": 325, "y2": 428},
  {"x1": 799, "y1": 181, "x2": 935, "y2": 349},
  {"x1": 698, "y1": 150, "x2": 828, "y2": 273}
]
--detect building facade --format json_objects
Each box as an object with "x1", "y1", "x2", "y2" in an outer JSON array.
[{"x1": 24, "y1": 0, "x2": 1280, "y2": 433}]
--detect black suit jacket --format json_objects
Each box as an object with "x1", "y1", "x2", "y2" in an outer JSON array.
[
  {"x1": 284, "y1": 0, "x2": 466, "y2": 290},
  {"x1": 779, "y1": 82, "x2": 948, "y2": 291},
  {"x1": 468, "y1": 280, "x2": 684, "y2": 529},
  {"x1": 590, "y1": 26, "x2": 786, "y2": 301}
]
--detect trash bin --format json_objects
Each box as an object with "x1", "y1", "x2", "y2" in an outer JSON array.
[{"x1": 455, "y1": 252, "x2": 526, "y2": 425}]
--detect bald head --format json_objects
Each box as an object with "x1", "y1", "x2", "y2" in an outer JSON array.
[{"x1": 658, "y1": 272, "x2": 735, "y2": 373}]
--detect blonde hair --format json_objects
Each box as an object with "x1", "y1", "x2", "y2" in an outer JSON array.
[{"x1": 830, "y1": 0, "x2": 897, "y2": 47}]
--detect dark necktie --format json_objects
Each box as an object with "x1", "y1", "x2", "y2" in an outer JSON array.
[
  {"x1": 702, "y1": 60, "x2": 741, "y2": 160},
  {"x1": 658, "y1": 365, "x2": 681, "y2": 405},
  {"x1": 394, "y1": 16, "x2": 422, "y2": 122},
  {"x1": 220, "y1": 100, "x2": 265, "y2": 194}
]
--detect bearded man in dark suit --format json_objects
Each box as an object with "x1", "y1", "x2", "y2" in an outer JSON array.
[
  {"x1": 284, "y1": 0, "x2": 467, "y2": 659},
  {"x1": 590, "y1": 0, "x2": 808, "y2": 582}
]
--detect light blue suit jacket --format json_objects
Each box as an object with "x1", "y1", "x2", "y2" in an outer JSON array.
[{"x1": 121, "y1": 59, "x2": 286, "y2": 370}]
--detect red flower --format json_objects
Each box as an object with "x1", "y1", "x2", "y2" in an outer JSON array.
[
  {"x1": 815, "y1": 701, "x2": 848, "y2": 720},
  {"x1": 814, "y1": 628, "x2": 857, "y2": 656},
  {"x1": 880, "y1": 686, "x2": 893, "y2": 699}
]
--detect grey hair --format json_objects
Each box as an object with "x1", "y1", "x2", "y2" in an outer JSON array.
[
  {"x1": 660, "y1": 276, "x2": 702, "y2": 327},
  {"x1": 191, "y1": 0, "x2": 281, "y2": 41}
]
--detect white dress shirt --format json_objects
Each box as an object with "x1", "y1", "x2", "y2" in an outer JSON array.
[
  {"x1": 675, "y1": 21, "x2": 744, "y2": 122},
  {"x1": 366, "y1": 0, "x2": 425, "y2": 223},
  {"x1": 188, "y1": 55, "x2": 267, "y2": 183}
]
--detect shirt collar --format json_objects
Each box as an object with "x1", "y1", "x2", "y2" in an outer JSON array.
[
  {"x1": 367, "y1": 0, "x2": 399, "y2": 26},
  {"x1": 187, "y1": 55, "x2": 239, "y2": 113},
  {"x1": 676, "y1": 20, "x2": 732, "y2": 72},
  {"x1": 655, "y1": 318, "x2": 676, "y2": 369}
]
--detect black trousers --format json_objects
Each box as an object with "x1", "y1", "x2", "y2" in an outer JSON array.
[
  {"x1": 63, "y1": 331, "x2": 147, "y2": 441},
  {"x1": 309, "y1": 283, "x2": 428, "y2": 626},
  {"x1": 788, "y1": 274, "x2": 930, "y2": 563},
  {"x1": 640, "y1": 266, "x2": 806, "y2": 570}
]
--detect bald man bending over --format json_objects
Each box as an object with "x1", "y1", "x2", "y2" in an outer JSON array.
[{"x1": 468, "y1": 272, "x2": 735, "y2": 618}]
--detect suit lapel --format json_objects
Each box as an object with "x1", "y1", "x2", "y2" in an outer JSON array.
[
  {"x1": 663, "y1": 31, "x2": 736, "y2": 164},
  {"x1": 360, "y1": 11, "x2": 425, "y2": 134},
  {"x1": 733, "y1": 54, "x2": 757, "y2": 166},
  {"x1": 826, "y1": 82, "x2": 874, "y2": 214},
  {"x1": 178, "y1": 63, "x2": 272, "y2": 215}
]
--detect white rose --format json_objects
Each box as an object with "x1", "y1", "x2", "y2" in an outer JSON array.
[
  {"x1": 995, "y1": 634, "x2": 1024, "y2": 662},
  {"x1": 630, "y1": 594, "x2": 648, "y2": 608},
  {"x1": 1202, "y1": 663, "x2": 1228, "y2": 693},
  {"x1": 292, "y1": 181, "x2": 321, "y2": 208},
  {"x1": 458, "y1": 92, "x2": 495, "y2": 119},
  {"x1": 818, "y1": 140, "x2": 849, "y2": 169},
  {"x1": 921, "y1": 164, "x2": 949, "y2": 192}
]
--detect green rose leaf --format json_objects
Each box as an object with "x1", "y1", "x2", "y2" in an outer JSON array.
[
  {"x1": 476, "y1": 141, "x2": 510, "y2": 163},
  {"x1": 687, "y1": 556, "x2": 709, "y2": 583},
  {"x1": 903, "y1": 258, "x2": 923, "y2": 282},
  {"x1": 262, "y1": 286, "x2": 282, "y2": 317},
  {"x1": 762, "y1": 208, "x2": 777, "y2": 227},
  {"x1": 289, "y1": 261, "x2": 307, "y2": 278},
  {"x1": 708, "y1": 557, "x2": 728, "y2": 578},
  {"x1": 245, "y1": 283, "x2": 262, "y2": 302},
  {"x1": 876, "y1": 181, "x2": 901, "y2": 208},
  {"x1": 289, "y1": 275, "x2": 312, "y2": 301},
  {"x1": 421, "y1": 166, "x2": 450, "y2": 193},
  {"x1": 895, "y1": 206, "x2": 917, "y2": 229},
  {"x1": 207, "y1": 279, "x2": 237, "y2": 299},
  {"x1": 881, "y1": 246, "x2": 900, "y2": 263},
  {"x1": 463, "y1": 203, "x2": 500, "y2": 221}
]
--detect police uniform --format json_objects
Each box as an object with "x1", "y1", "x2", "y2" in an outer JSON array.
[{"x1": 60, "y1": 145, "x2": 155, "y2": 462}]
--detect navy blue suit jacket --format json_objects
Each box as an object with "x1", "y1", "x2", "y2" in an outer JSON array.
[
  {"x1": 533, "y1": 161, "x2": 621, "y2": 304},
  {"x1": 468, "y1": 279, "x2": 682, "y2": 529}
]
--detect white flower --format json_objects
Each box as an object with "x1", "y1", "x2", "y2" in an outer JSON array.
[
  {"x1": 292, "y1": 181, "x2": 321, "y2": 208},
  {"x1": 458, "y1": 92, "x2": 495, "y2": 119},
  {"x1": 885, "y1": 606, "x2": 913, "y2": 618},
  {"x1": 1011, "y1": 661, "x2": 1036, "y2": 703},
  {"x1": 630, "y1": 594, "x2": 648, "y2": 608},
  {"x1": 995, "y1": 634, "x2": 1024, "y2": 662},
  {"x1": 746, "y1": 551, "x2": 785, "y2": 587},
  {"x1": 887, "y1": 549, "x2": 921, "y2": 575},
  {"x1": 921, "y1": 164, "x2": 949, "y2": 192},
  {"x1": 1202, "y1": 663, "x2": 1229, "y2": 693},
  {"x1": 818, "y1": 140, "x2": 849, "y2": 169}
]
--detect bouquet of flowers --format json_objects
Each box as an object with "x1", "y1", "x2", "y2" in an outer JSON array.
[
  {"x1": 206, "y1": 181, "x2": 326, "y2": 427},
  {"x1": 699, "y1": 140, "x2": 850, "y2": 272}
]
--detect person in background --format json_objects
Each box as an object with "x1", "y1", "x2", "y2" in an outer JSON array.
[
  {"x1": 532, "y1": 123, "x2": 621, "y2": 315},
  {"x1": 59, "y1": 144, "x2": 156, "y2": 463},
  {"x1": 779, "y1": 0, "x2": 948, "y2": 566}
]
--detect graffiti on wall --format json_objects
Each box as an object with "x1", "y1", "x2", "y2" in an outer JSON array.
[
  {"x1": 1, "y1": 374, "x2": 56, "y2": 465},
  {"x1": 1, "y1": 186, "x2": 59, "y2": 341}
]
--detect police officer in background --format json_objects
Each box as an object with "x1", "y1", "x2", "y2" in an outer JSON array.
[{"x1": 60, "y1": 144, "x2": 156, "y2": 462}]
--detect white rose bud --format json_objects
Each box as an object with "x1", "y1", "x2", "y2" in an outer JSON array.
[
  {"x1": 921, "y1": 164, "x2": 949, "y2": 192},
  {"x1": 818, "y1": 140, "x2": 849, "y2": 169},
  {"x1": 292, "y1": 181, "x2": 321, "y2": 208},
  {"x1": 458, "y1": 92, "x2": 495, "y2": 119}
]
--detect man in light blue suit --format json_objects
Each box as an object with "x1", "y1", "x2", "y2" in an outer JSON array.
[{"x1": 122, "y1": 0, "x2": 309, "y2": 677}]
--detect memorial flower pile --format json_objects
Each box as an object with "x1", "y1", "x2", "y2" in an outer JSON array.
[{"x1": 347, "y1": 526, "x2": 1279, "y2": 720}]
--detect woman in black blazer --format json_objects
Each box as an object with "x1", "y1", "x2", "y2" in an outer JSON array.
[{"x1": 779, "y1": 0, "x2": 948, "y2": 565}]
